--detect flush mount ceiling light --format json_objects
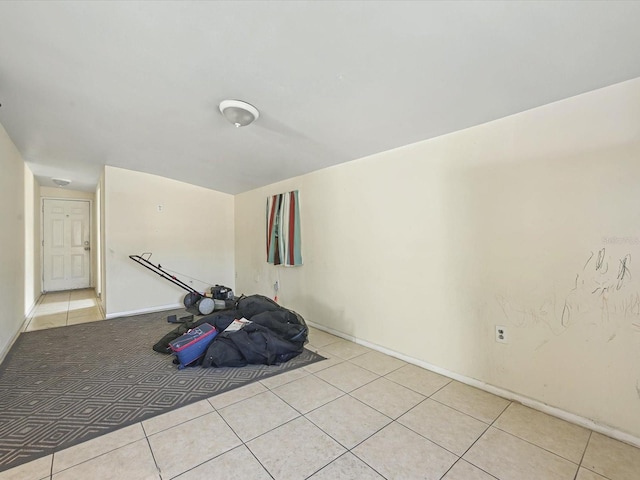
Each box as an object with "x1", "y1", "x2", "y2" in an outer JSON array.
[
  {"x1": 52, "y1": 178, "x2": 71, "y2": 187},
  {"x1": 219, "y1": 99, "x2": 259, "y2": 128}
]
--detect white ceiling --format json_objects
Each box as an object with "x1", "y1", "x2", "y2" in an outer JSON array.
[{"x1": 1, "y1": 1, "x2": 639, "y2": 194}]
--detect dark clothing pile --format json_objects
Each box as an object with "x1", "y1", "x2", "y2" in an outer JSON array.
[{"x1": 153, "y1": 295, "x2": 308, "y2": 368}]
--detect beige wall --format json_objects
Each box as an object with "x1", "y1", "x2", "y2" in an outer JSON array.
[
  {"x1": 235, "y1": 78, "x2": 640, "y2": 439},
  {"x1": 98, "y1": 172, "x2": 106, "y2": 313},
  {"x1": 23, "y1": 166, "x2": 40, "y2": 311},
  {"x1": 94, "y1": 181, "x2": 102, "y2": 301},
  {"x1": 103, "y1": 166, "x2": 235, "y2": 316},
  {"x1": 0, "y1": 122, "x2": 27, "y2": 357}
]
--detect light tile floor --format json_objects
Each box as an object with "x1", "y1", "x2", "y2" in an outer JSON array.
[
  {"x1": 3, "y1": 291, "x2": 640, "y2": 479},
  {"x1": 23, "y1": 289, "x2": 104, "y2": 331}
]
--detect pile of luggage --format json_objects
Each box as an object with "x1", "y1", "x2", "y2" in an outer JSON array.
[{"x1": 153, "y1": 295, "x2": 308, "y2": 369}]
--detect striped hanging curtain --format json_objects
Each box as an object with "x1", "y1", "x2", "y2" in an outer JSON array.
[{"x1": 266, "y1": 190, "x2": 302, "y2": 266}]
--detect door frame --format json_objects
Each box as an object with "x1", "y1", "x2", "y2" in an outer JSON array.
[{"x1": 41, "y1": 197, "x2": 94, "y2": 293}]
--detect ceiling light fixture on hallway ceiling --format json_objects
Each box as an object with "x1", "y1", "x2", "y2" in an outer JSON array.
[
  {"x1": 219, "y1": 99, "x2": 259, "y2": 127},
  {"x1": 52, "y1": 178, "x2": 71, "y2": 187}
]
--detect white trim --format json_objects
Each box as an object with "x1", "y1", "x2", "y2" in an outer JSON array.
[
  {"x1": 95, "y1": 293, "x2": 106, "y2": 320},
  {"x1": 105, "y1": 303, "x2": 183, "y2": 319},
  {"x1": 307, "y1": 320, "x2": 640, "y2": 449},
  {"x1": 0, "y1": 316, "x2": 29, "y2": 363},
  {"x1": 0, "y1": 294, "x2": 42, "y2": 363},
  {"x1": 0, "y1": 319, "x2": 27, "y2": 364},
  {"x1": 25, "y1": 293, "x2": 42, "y2": 322}
]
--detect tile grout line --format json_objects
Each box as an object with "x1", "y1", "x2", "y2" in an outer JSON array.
[
  {"x1": 489, "y1": 422, "x2": 588, "y2": 468},
  {"x1": 382, "y1": 370, "x2": 453, "y2": 398},
  {"x1": 573, "y1": 431, "x2": 615, "y2": 480},
  {"x1": 140, "y1": 422, "x2": 163, "y2": 479},
  {"x1": 48, "y1": 435, "x2": 147, "y2": 476},
  {"x1": 438, "y1": 457, "x2": 500, "y2": 480},
  {"x1": 297, "y1": 366, "x2": 472, "y2": 479},
  {"x1": 20, "y1": 321, "x2": 635, "y2": 479},
  {"x1": 447, "y1": 400, "x2": 513, "y2": 476}
]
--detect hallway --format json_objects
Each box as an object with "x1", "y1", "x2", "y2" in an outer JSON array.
[{"x1": 24, "y1": 289, "x2": 104, "y2": 332}]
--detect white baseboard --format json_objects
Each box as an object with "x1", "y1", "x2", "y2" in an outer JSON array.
[
  {"x1": 0, "y1": 294, "x2": 43, "y2": 364},
  {"x1": 24, "y1": 294, "x2": 41, "y2": 323},
  {"x1": 0, "y1": 318, "x2": 28, "y2": 364},
  {"x1": 307, "y1": 320, "x2": 640, "y2": 449},
  {"x1": 105, "y1": 303, "x2": 183, "y2": 319}
]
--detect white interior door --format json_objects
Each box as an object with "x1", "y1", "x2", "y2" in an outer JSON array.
[{"x1": 43, "y1": 199, "x2": 91, "y2": 292}]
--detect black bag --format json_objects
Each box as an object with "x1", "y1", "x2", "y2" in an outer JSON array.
[
  {"x1": 201, "y1": 333, "x2": 247, "y2": 368},
  {"x1": 203, "y1": 324, "x2": 304, "y2": 367},
  {"x1": 154, "y1": 293, "x2": 309, "y2": 367},
  {"x1": 237, "y1": 294, "x2": 282, "y2": 318},
  {"x1": 250, "y1": 310, "x2": 307, "y2": 344}
]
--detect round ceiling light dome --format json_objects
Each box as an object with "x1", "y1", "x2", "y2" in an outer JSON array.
[
  {"x1": 52, "y1": 178, "x2": 71, "y2": 187},
  {"x1": 219, "y1": 99, "x2": 259, "y2": 127}
]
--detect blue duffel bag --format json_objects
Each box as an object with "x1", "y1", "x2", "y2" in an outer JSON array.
[{"x1": 168, "y1": 323, "x2": 218, "y2": 369}]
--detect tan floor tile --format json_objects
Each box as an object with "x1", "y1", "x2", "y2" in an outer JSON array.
[
  {"x1": 273, "y1": 375, "x2": 344, "y2": 414},
  {"x1": 26, "y1": 314, "x2": 67, "y2": 331},
  {"x1": 307, "y1": 328, "x2": 342, "y2": 349},
  {"x1": 575, "y1": 467, "x2": 609, "y2": 480},
  {"x1": 259, "y1": 366, "x2": 309, "y2": 389},
  {"x1": 385, "y1": 364, "x2": 451, "y2": 397},
  {"x1": 52, "y1": 423, "x2": 145, "y2": 473},
  {"x1": 67, "y1": 306, "x2": 101, "y2": 319},
  {"x1": 142, "y1": 400, "x2": 214, "y2": 436},
  {"x1": 349, "y1": 350, "x2": 407, "y2": 376},
  {"x1": 351, "y1": 377, "x2": 425, "y2": 419},
  {"x1": 41, "y1": 292, "x2": 70, "y2": 303},
  {"x1": 52, "y1": 438, "x2": 157, "y2": 480},
  {"x1": 431, "y1": 381, "x2": 510, "y2": 423},
  {"x1": 67, "y1": 297, "x2": 97, "y2": 309},
  {"x1": 172, "y1": 445, "x2": 271, "y2": 480},
  {"x1": 306, "y1": 395, "x2": 391, "y2": 449},
  {"x1": 442, "y1": 460, "x2": 498, "y2": 480},
  {"x1": 68, "y1": 289, "x2": 96, "y2": 300},
  {"x1": 207, "y1": 381, "x2": 267, "y2": 410},
  {"x1": 321, "y1": 339, "x2": 372, "y2": 360},
  {"x1": 0, "y1": 454, "x2": 52, "y2": 480},
  {"x1": 398, "y1": 399, "x2": 489, "y2": 455},
  {"x1": 148, "y1": 411, "x2": 241, "y2": 479},
  {"x1": 464, "y1": 427, "x2": 578, "y2": 480},
  {"x1": 33, "y1": 303, "x2": 68, "y2": 315},
  {"x1": 303, "y1": 349, "x2": 346, "y2": 373},
  {"x1": 66, "y1": 315, "x2": 104, "y2": 326},
  {"x1": 353, "y1": 422, "x2": 457, "y2": 480},
  {"x1": 493, "y1": 403, "x2": 590, "y2": 463},
  {"x1": 308, "y1": 452, "x2": 384, "y2": 479},
  {"x1": 582, "y1": 432, "x2": 640, "y2": 480},
  {"x1": 218, "y1": 391, "x2": 299, "y2": 442},
  {"x1": 314, "y1": 362, "x2": 379, "y2": 393},
  {"x1": 247, "y1": 416, "x2": 346, "y2": 480}
]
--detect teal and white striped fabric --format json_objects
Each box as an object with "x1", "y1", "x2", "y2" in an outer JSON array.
[{"x1": 266, "y1": 190, "x2": 302, "y2": 266}]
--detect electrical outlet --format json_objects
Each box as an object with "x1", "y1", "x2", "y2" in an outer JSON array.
[{"x1": 495, "y1": 325, "x2": 508, "y2": 344}]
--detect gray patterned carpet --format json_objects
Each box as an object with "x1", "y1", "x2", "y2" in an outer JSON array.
[{"x1": 0, "y1": 309, "x2": 324, "y2": 472}]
